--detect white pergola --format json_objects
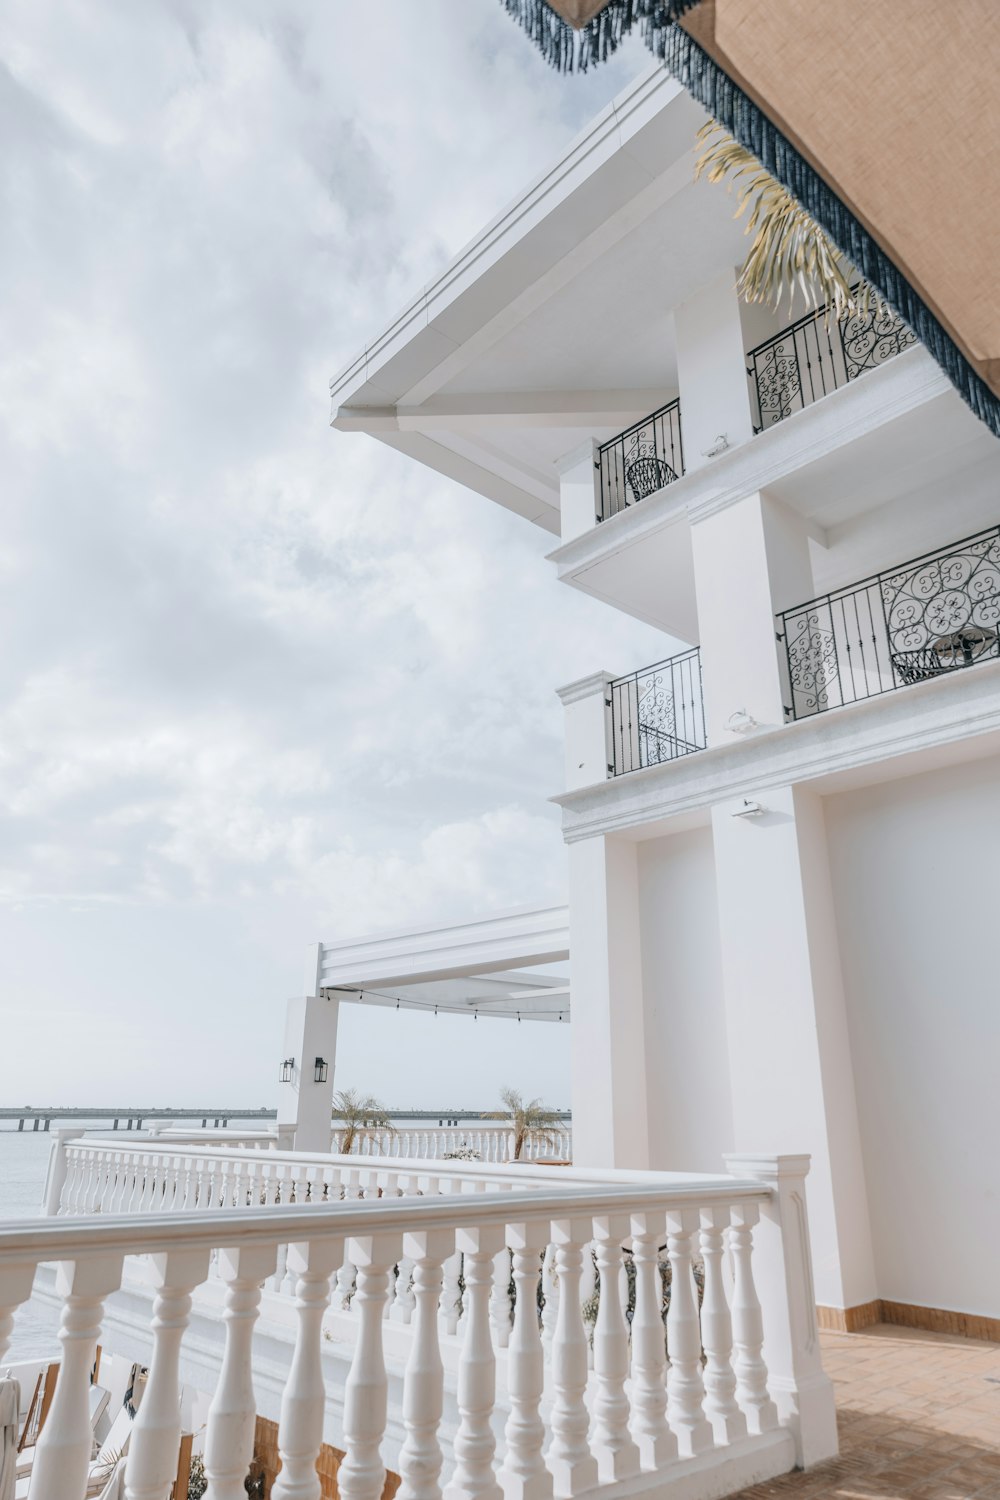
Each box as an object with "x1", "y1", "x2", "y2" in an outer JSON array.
[{"x1": 307, "y1": 904, "x2": 570, "y2": 1023}]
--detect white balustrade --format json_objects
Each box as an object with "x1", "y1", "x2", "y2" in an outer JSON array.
[{"x1": 5, "y1": 1154, "x2": 835, "y2": 1500}]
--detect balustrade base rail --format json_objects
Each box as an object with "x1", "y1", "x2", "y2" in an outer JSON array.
[
  {"x1": 6, "y1": 1141, "x2": 836, "y2": 1500},
  {"x1": 778, "y1": 523, "x2": 1000, "y2": 720}
]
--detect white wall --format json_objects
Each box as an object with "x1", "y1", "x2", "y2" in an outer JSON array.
[
  {"x1": 825, "y1": 754, "x2": 1000, "y2": 1317},
  {"x1": 636, "y1": 827, "x2": 733, "y2": 1173}
]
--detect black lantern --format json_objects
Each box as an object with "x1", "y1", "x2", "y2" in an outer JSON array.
[
  {"x1": 279, "y1": 1057, "x2": 295, "y2": 1083},
  {"x1": 314, "y1": 1056, "x2": 328, "y2": 1083}
]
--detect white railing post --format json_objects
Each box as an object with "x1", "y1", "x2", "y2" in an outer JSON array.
[
  {"x1": 398, "y1": 1228, "x2": 453, "y2": 1500},
  {"x1": 41, "y1": 1129, "x2": 84, "y2": 1215},
  {"x1": 339, "y1": 1232, "x2": 399, "y2": 1500},
  {"x1": 203, "y1": 1244, "x2": 277, "y2": 1500},
  {"x1": 628, "y1": 1209, "x2": 675, "y2": 1469},
  {"x1": 271, "y1": 1236, "x2": 342, "y2": 1500},
  {"x1": 28, "y1": 1254, "x2": 124, "y2": 1500},
  {"x1": 499, "y1": 1221, "x2": 551, "y2": 1500},
  {"x1": 547, "y1": 1216, "x2": 598, "y2": 1497},
  {"x1": 0, "y1": 1262, "x2": 35, "y2": 1366},
  {"x1": 726, "y1": 1155, "x2": 838, "y2": 1467},
  {"x1": 590, "y1": 1216, "x2": 640, "y2": 1482},
  {"x1": 125, "y1": 1248, "x2": 210, "y2": 1500},
  {"x1": 444, "y1": 1225, "x2": 504, "y2": 1500}
]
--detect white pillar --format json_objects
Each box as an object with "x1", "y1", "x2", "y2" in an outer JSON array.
[
  {"x1": 674, "y1": 269, "x2": 755, "y2": 473},
  {"x1": 276, "y1": 994, "x2": 341, "y2": 1154},
  {"x1": 557, "y1": 441, "x2": 599, "y2": 544},
  {"x1": 557, "y1": 673, "x2": 613, "y2": 791},
  {"x1": 711, "y1": 787, "x2": 877, "y2": 1312},
  {"x1": 691, "y1": 489, "x2": 816, "y2": 743},
  {"x1": 567, "y1": 834, "x2": 651, "y2": 1169}
]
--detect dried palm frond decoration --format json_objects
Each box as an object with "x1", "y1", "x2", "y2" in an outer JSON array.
[
  {"x1": 497, "y1": 0, "x2": 1000, "y2": 442},
  {"x1": 694, "y1": 123, "x2": 878, "y2": 321}
]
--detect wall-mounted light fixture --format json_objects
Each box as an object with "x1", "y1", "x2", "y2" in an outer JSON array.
[
  {"x1": 731, "y1": 798, "x2": 764, "y2": 818},
  {"x1": 280, "y1": 1057, "x2": 295, "y2": 1083},
  {"x1": 314, "y1": 1057, "x2": 329, "y2": 1083}
]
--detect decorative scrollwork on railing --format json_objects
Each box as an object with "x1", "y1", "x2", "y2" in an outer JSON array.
[
  {"x1": 752, "y1": 340, "x2": 802, "y2": 429},
  {"x1": 842, "y1": 302, "x2": 918, "y2": 379},
  {"x1": 607, "y1": 647, "x2": 706, "y2": 776},
  {"x1": 597, "y1": 398, "x2": 684, "y2": 521},
  {"x1": 784, "y1": 611, "x2": 839, "y2": 714},
  {"x1": 779, "y1": 525, "x2": 1000, "y2": 719}
]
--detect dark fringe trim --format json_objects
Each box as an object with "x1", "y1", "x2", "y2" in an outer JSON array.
[{"x1": 499, "y1": 0, "x2": 1000, "y2": 441}]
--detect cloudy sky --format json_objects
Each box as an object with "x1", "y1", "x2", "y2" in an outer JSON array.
[{"x1": 0, "y1": 2, "x2": 667, "y2": 1110}]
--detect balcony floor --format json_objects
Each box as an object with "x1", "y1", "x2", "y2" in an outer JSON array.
[{"x1": 735, "y1": 1324, "x2": 1000, "y2": 1499}]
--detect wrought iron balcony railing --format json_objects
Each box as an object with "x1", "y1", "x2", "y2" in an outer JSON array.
[
  {"x1": 596, "y1": 396, "x2": 684, "y2": 522},
  {"x1": 607, "y1": 646, "x2": 706, "y2": 776},
  {"x1": 777, "y1": 524, "x2": 1000, "y2": 721},
  {"x1": 747, "y1": 293, "x2": 918, "y2": 432}
]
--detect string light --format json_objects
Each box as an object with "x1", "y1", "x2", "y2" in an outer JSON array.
[{"x1": 323, "y1": 986, "x2": 567, "y2": 1023}]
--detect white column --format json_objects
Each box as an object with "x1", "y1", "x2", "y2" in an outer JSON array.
[
  {"x1": 727, "y1": 1156, "x2": 838, "y2": 1467},
  {"x1": 277, "y1": 994, "x2": 341, "y2": 1154},
  {"x1": 698, "y1": 1206, "x2": 746, "y2": 1446},
  {"x1": 691, "y1": 489, "x2": 815, "y2": 744},
  {"x1": 557, "y1": 440, "x2": 599, "y2": 545},
  {"x1": 203, "y1": 1245, "x2": 277, "y2": 1500},
  {"x1": 665, "y1": 1209, "x2": 713, "y2": 1458},
  {"x1": 557, "y1": 673, "x2": 614, "y2": 792},
  {"x1": 41, "y1": 1129, "x2": 84, "y2": 1215},
  {"x1": 272, "y1": 1237, "x2": 341, "y2": 1500},
  {"x1": 711, "y1": 786, "x2": 877, "y2": 1311},
  {"x1": 673, "y1": 269, "x2": 755, "y2": 474},
  {"x1": 444, "y1": 1224, "x2": 504, "y2": 1500},
  {"x1": 125, "y1": 1248, "x2": 211, "y2": 1500},
  {"x1": 567, "y1": 835, "x2": 651, "y2": 1168},
  {"x1": 28, "y1": 1256, "x2": 123, "y2": 1500}
]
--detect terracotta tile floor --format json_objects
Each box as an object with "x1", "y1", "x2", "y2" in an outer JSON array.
[{"x1": 733, "y1": 1324, "x2": 1000, "y2": 1499}]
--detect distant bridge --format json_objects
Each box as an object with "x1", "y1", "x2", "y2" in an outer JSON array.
[{"x1": 0, "y1": 1106, "x2": 571, "y2": 1132}]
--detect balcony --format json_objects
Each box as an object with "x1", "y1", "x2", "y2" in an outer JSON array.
[
  {"x1": 11, "y1": 1135, "x2": 834, "y2": 1499},
  {"x1": 778, "y1": 524, "x2": 1000, "y2": 721},
  {"x1": 746, "y1": 293, "x2": 918, "y2": 432},
  {"x1": 607, "y1": 648, "x2": 706, "y2": 777},
  {"x1": 596, "y1": 397, "x2": 684, "y2": 523}
]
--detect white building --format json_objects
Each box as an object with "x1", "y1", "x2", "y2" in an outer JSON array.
[{"x1": 329, "y1": 66, "x2": 1000, "y2": 1337}]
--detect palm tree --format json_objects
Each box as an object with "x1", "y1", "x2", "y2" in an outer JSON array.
[
  {"x1": 695, "y1": 121, "x2": 880, "y2": 321},
  {"x1": 332, "y1": 1088, "x2": 396, "y2": 1155},
  {"x1": 483, "y1": 1087, "x2": 562, "y2": 1162}
]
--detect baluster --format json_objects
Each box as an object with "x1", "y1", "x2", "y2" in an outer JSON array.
[
  {"x1": 546, "y1": 1219, "x2": 597, "y2": 1497},
  {"x1": 726, "y1": 1204, "x2": 778, "y2": 1434},
  {"x1": 665, "y1": 1209, "x2": 712, "y2": 1457},
  {"x1": 699, "y1": 1207, "x2": 746, "y2": 1445},
  {"x1": 203, "y1": 1245, "x2": 277, "y2": 1500},
  {"x1": 124, "y1": 1248, "x2": 211, "y2": 1500},
  {"x1": 590, "y1": 1220, "x2": 640, "y2": 1481},
  {"x1": 444, "y1": 1226, "x2": 503, "y2": 1500},
  {"x1": 392, "y1": 1249, "x2": 416, "y2": 1325},
  {"x1": 0, "y1": 1263, "x2": 37, "y2": 1367},
  {"x1": 398, "y1": 1230, "x2": 451, "y2": 1500},
  {"x1": 271, "y1": 1237, "x2": 341, "y2": 1500},
  {"x1": 29, "y1": 1255, "x2": 123, "y2": 1500},
  {"x1": 489, "y1": 1248, "x2": 511, "y2": 1349},
  {"x1": 629, "y1": 1212, "x2": 675, "y2": 1468},
  {"x1": 339, "y1": 1234, "x2": 398, "y2": 1500},
  {"x1": 498, "y1": 1222, "x2": 551, "y2": 1500},
  {"x1": 439, "y1": 1251, "x2": 462, "y2": 1338},
  {"x1": 540, "y1": 1242, "x2": 558, "y2": 1359}
]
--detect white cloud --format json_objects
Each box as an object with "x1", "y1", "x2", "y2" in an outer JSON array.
[{"x1": 0, "y1": 1, "x2": 662, "y2": 1105}]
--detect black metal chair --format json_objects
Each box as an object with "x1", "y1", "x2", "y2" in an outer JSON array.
[{"x1": 625, "y1": 454, "x2": 677, "y2": 502}]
